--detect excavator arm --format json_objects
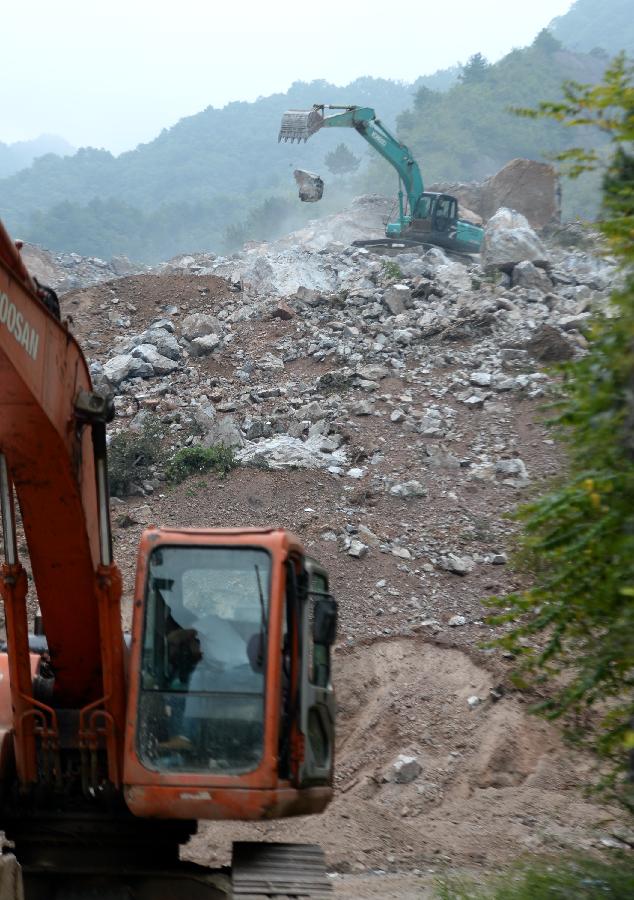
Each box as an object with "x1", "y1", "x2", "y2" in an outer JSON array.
[
  {"x1": 279, "y1": 104, "x2": 424, "y2": 224},
  {"x1": 0, "y1": 220, "x2": 126, "y2": 786},
  {"x1": 0, "y1": 217, "x2": 336, "y2": 899}
]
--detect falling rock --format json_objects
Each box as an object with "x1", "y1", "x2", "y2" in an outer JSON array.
[
  {"x1": 237, "y1": 435, "x2": 346, "y2": 470},
  {"x1": 495, "y1": 458, "x2": 529, "y2": 486},
  {"x1": 467, "y1": 695, "x2": 481, "y2": 709},
  {"x1": 525, "y1": 324, "x2": 575, "y2": 362},
  {"x1": 141, "y1": 327, "x2": 182, "y2": 361},
  {"x1": 351, "y1": 399, "x2": 375, "y2": 416},
  {"x1": 448, "y1": 615, "x2": 467, "y2": 627},
  {"x1": 391, "y1": 754, "x2": 422, "y2": 784},
  {"x1": 130, "y1": 504, "x2": 153, "y2": 525},
  {"x1": 469, "y1": 371, "x2": 492, "y2": 387},
  {"x1": 103, "y1": 353, "x2": 153, "y2": 386},
  {"x1": 425, "y1": 446, "x2": 461, "y2": 470},
  {"x1": 273, "y1": 300, "x2": 296, "y2": 320},
  {"x1": 481, "y1": 208, "x2": 550, "y2": 273},
  {"x1": 201, "y1": 415, "x2": 244, "y2": 449}
]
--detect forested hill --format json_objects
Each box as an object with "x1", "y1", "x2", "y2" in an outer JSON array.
[
  {"x1": 0, "y1": 34, "x2": 612, "y2": 262},
  {"x1": 0, "y1": 74, "x2": 453, "y2": 229},
  {"x1": 0, "y1": 135, "x2": 74, "y2": 179},
  {"x1": 393, "y1": 31, "x2": 607, "y2": 189},
  {"x1": 550, "y1": 0, "x2": 634, "y2": 56}
]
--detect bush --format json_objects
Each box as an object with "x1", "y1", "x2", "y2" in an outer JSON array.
[
  {"x1": 382, "y1": 259, "x2": 403, "y2": 280},
  {"x1": 166, "y1": 444, "x2": 237, "y2": 484},
  {"x1": 108, "y1": 417, "x2": 164, "y2": 497}
]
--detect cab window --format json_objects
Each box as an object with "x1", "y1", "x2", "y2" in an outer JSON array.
[{"x1": 137, "y1": 545, "x2": 270, "y2": 775}]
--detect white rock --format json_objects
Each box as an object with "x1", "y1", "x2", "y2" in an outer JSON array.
[
  {"x1": 469, "y1": 371, "x2": 492, "y2": 387},
  {"x1": 448, "y1": 615, "x2": 467, "y2": 627},
  {"x1": 481, "y1": 208, "x2": 550, "y2": 273},
  {"x1": 391, "y1": 754, "x2": 422, "y2": 784},
  {"x1": 348, "y1": 540, "x2": 369, "y2": 559},
  {"x1": 389, "y1": 480, "x2": 426, "y2": 498},
  {"x1": 181, "y1": 313, "x2": 222, "y2": 341},
  {"x1": 439, "y1": 554, "x2": 474, "y2": 576}
]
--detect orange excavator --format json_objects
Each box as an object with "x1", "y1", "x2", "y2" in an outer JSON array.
[{"x1": 0, "y1": 218, "x2": 337, "y2": 898}]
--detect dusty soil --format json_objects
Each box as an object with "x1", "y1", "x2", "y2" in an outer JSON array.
[{"x1": 7, "y1": 268, "x2": 622, "y2": 896}]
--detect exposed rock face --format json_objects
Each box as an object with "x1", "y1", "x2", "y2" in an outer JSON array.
[
  {"x1": 432, "y1": 158, "x2": 560, "y2": 229},
  {"x1": 481, "y1": 208, "x2": 550, "y2": 273}
]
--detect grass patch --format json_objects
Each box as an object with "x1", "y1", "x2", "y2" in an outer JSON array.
[
  {"x1": 436, "y1": 856, "x2": 634, "y2": 899},
  {"x1": 166, "y1": 444, "x2": 237, "y2": 484},
  {"x1": 382, "y1": 259, "x2": 403, "y2": 280}
]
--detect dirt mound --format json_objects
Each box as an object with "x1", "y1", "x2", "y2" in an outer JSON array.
[{"x1": 186, "y1": 637, "x2": 615, "y2": 878}]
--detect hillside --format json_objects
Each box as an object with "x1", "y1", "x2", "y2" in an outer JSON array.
[
  {"x1": 550, "y1": 0, "x2": 634, "y2": 55},
  {"x1": 0, "y1": 134, "x2": 74, "y2": 179},
  {"x1": 389, "y1": 32, "x2": 608, "y2": 222}
]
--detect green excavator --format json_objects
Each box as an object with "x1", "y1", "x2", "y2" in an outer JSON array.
[{"x1": 279, "y1": 104, "x2": 483, "y2": 255}]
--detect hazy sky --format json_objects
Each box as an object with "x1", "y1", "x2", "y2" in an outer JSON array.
[{"x1": 3, "y1": 0, "x2": 574, "y2": 154}]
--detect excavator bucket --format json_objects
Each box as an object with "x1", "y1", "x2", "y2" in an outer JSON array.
[{"x1": 278, "y1": 107, "x2": 324, "y2": 143}]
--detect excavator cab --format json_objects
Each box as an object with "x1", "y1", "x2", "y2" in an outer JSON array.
[
  {"x1": 413, "y1": 193, "x2": 458, "y2": 234},
  {"x1": 123, "y1": 527, "x2": 337, "y2": 822}
]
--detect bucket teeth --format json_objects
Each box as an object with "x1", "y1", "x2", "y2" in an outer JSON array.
[{"x1": 278, "y1": 108, "x2": 323, "y2": 143}]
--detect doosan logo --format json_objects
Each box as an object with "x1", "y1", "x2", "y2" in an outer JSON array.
[{"x1": 0, "y1": 291, "x2": 39, "y2": 361}]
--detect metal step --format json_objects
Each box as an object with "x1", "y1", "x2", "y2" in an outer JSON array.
[{"x1": 231, "y1": 842, "x2": 332, "y2": 898}]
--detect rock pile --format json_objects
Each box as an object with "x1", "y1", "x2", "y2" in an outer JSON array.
[
  {"x1": 20, "y1": 242, "x2": 143, "y2": 294},
  {"x1": 91, "y1": 208, "x2": 615, "y2": 516}
]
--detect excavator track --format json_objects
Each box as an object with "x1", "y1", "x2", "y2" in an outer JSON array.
[
  {"x1": 352, "y1": 237, "x2": 478, "y2": 262},
  {"x1": 231, "y1": 842, "x2": 332, "y2": 898}
]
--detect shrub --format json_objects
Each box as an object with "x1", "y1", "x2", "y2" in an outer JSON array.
[
  {"x1": 108, "y1": 417, "x2": 164, "y2": 497},
  {"x1": 165, "y1": 444, "x2": 237, "y2": 484},
  {"x1": 488, "y1": 54, "x2": 634, "y2": 801},
  {"x1": 382, "y1": 259, "x2": 403, "y2": 280}
]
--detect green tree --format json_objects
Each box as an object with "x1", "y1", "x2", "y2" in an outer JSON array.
[
  {"x1": 324, "y1": 142, "x2": 361, "y2": 176},
  {"x1": 459, "y1": 52, "x2": 490, "y2": 84},
  {"x1": 489, "y1": 54, "x2": 634, "y2": 803}
]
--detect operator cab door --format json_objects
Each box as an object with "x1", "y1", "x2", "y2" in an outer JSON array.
[
  {"x1": 432, "y1": 195, "x2": 458, "y2": 234},
  {"x1": 297, "y1": 559, "x2": 336, "y2": 786}
]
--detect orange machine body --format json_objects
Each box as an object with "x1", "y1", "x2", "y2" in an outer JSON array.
[{"x1": 123, "y1": 527, "x2": 332, "y2": 821}]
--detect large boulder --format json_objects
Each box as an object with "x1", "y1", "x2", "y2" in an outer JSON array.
[
  {"x1": 103, "y1": 353, "x2": 153, "y2": 386},
  {"x1": 432, "y1": 159, "x2": 560, "y2": 230},
  {"x1": 131, "y1": 344, "x2": 179, "y2": 376},
  {"x1": 481, "y1": 208, "x2": 550, "y2": 273},
  {"x1": 181, "y1": 313, "x2": 222, "y2": 341}
]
